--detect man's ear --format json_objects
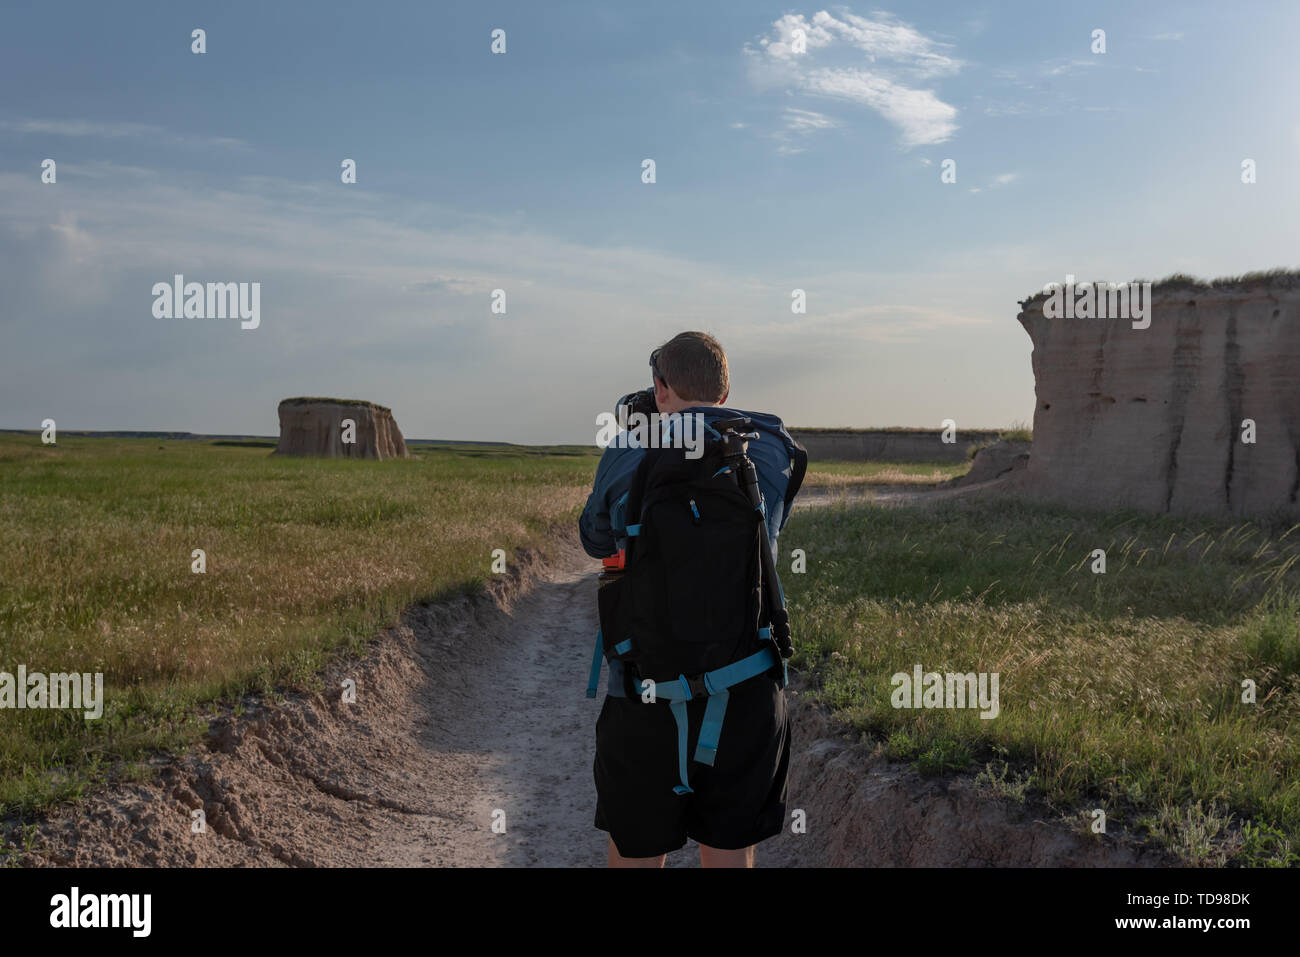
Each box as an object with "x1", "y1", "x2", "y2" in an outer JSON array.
[{"x1": 719, "y1": 391, "x2": 729, "y2": 406}]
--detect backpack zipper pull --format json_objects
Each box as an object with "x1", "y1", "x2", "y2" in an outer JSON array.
[{"x1": 689, "y1": 499, "x2": 701, "y2": 525}]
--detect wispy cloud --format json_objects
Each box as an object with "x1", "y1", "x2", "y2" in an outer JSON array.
[
  {"x1": 745, "y1": 10, "x2": 961, "y2": 149},
  {"x1": 773, "y1": 107, "x2": 839, "y2": 153},
  {"x1": 751, "y1": 11, "x2": 960, "y2": 76},
  {"x1": 0, "y1": 117, "x2": 250, "y2": 151},
  {"x1": 800, "y1": 302, "x2": 994, "y2": 345},
  {"x1": 981, "y1": 101, "x2": 1033, "y2": 117},
  {"x1": 401, "y1": 277, "x2": 484, "y2": 295},
  {"x1": 53, "y1": 160, "x2": 163, "y2": 180},
  {"x1": 784, "y1": 107, "x2": 838, "y2": 133},
  {"x1": 968, "y1": 172, "x2": 1017, "y2": 194},
  {"x1": 0, "y1": 163, "x2": 1021, "y2": 436},
  {"x1": 1043, "y1": 59, "x2": 1099, "y2": 77}
]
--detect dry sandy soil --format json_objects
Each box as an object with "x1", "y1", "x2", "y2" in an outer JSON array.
[{"x1": 13, "y1": 484, "x2": 1171, "y2": 868}]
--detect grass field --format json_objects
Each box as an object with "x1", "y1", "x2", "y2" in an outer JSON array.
[
  {"x1": 780, "y1": 496, "x2": 1300, "y2": 866},
  {"x1": 0, "y1": 433, "x2": 597, "y2": 813},
  {"x1": 5, "y1": 434, "x2": 1295, "y2": 866},
  {"x1": 800, "y1": 424, "x2": 1030, "y2": 488},
  {"x1": 804, "y1": 460, "x2": 969, "y2": 487}
]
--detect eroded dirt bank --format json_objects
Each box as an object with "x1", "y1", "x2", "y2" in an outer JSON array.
[
  {"x1": 763, "y1": 701, "x2": 1172, "y2": 867},
  {"x1": 12, "y1": 530, "x2": 1169, "y2": 868},
  {"x1": 18, "y1": 536, "x2": 603, "y2": 867}
]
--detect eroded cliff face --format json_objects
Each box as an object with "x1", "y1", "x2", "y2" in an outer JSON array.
[
  {"x1": 274, "y1": 398, "x2": 410, "y2": 460},
  {"x1": 1014, "y1": 274, "x2": 1300, "y2": 514}
]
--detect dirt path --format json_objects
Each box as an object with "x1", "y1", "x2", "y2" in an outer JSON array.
[
  {"x1": 16, "y1": 532, "x2": 800, "y2": 866},
  {"x1": 342, "y1": 541, "x2": 607, "y2": 867}
]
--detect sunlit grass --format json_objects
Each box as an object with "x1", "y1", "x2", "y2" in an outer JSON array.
[
  {"x1": 0, "y1": 433, "x2": 598, "y2": 813},
  {"x1": 781, "y1": 497, "x2": 1300, "y2": 865},
  {"x1": 805, "y1": 460, "x2": 969, "y2": 487}
]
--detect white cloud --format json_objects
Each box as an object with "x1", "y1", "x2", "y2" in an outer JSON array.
[
  {"x1": 745, "y1": 9, "x2": 961, "y2": 149},
  {"x1": 801, "y1": 67, "x2": 957, "y2": 147},
  {"x1": 811, "y1": 10, "x2": 961, "y2": 78},
  {"x1": 753, "y1": 13, "x2": 837, "y2": 61},
  {"x1": 772, "y1": 108, "x2": 839, "y2": 153},
  {"x1": 991, "y1": 172, "x2": 1018, "y2": 186},
  {"x1": 784, "y1": 107, "x2": 838, "y2": 132}
]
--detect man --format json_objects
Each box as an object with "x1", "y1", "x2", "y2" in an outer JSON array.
[{"x1": 579, "y1": 331, "x2": 804, "y2": 868}]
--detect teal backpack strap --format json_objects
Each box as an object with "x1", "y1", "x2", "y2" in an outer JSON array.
[
  {"x1": 649, "y1": 676, "x2": 699, "y2": 795},
  {"x1": 694, "y1": 646, "x2": 778, "y2": 765},
  {"x1": 668, "y1": 698, "x2": 693, "y2": 796},
  {"x1": 646, "y1": 645, "x2": 781, "y2": 794},
  {"x1": 695, "y1": 691, "x2": 729, "y2": 765},
  {"x1": 586, "y1": 629, "x2": 604, "y2": 699}
]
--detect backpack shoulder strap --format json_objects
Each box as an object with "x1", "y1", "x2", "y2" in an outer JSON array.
[{"x1": 623, "y1": 445, "x2": 668, "y2": 550}]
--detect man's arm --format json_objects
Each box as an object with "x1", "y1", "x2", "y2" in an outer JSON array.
[
  {"x1": 578, "y1": 444, "x2": 646, "y2": 558},
  {"x1": 742, "y1": 412, "x2": 804, "y2": 556}
]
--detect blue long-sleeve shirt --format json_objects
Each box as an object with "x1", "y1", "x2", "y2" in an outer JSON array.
[{"x1": 579, "y1": 405, "x2": 802, "y2": 695}]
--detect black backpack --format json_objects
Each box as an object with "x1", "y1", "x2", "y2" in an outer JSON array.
[{"x1": 585, "y1": 417, "x2": 807, "y2": 795}]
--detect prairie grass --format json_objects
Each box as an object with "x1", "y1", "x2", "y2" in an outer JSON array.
[
  {"x1": 805, "y1": 460, "x2": 969, "y2": 487},
  {"x1": 781, "y1": 496, "x2": 1300, "y2": 865},
  {"x1": 0, "y1": 433, "x2": 597, "y2": 813}
]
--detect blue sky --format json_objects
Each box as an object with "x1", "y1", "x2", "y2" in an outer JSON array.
[{"x1": 2, "y1": 0, "x2": 1297, "y2": 442}]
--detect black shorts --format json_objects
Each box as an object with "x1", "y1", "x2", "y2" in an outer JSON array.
[{"x1": 593, "y1": 673, "x2": 791, "y2": 858}]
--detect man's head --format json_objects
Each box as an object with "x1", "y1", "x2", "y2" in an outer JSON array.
[{"x1": 650, "y1": 331, "x2": 730, "y2": 415}]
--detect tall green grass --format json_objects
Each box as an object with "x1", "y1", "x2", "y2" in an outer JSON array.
[
  {"x1": 781, "y1": 497, "x2": 1300, "y2": 865},
  {"x1": 0, "y1": 433, "x2": 597, "y2": 814},
  {"x1": 804, "y1": 460, "x2": 969, "y2": 487}
]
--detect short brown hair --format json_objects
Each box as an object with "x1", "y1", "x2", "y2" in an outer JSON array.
[{"x1": 652, "y1": 331, "x2": 729, "y2": 403}]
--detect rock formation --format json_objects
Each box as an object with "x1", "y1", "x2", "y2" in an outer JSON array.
[
  {"x1": 948, "y1": 439, "x2": 1030, "y2": 487},
  {"x1": 1011, "y1": 272, "x2": 1300, "y2": 514},
  {"x1": 274, "y1": 397, "x2": 410, "y2": 460}
]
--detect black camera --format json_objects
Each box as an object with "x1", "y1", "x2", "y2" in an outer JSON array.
[{"x1": 615, "y1": 387, "x2": 658, "y2": 420}]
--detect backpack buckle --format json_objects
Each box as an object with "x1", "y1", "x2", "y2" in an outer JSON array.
[{"x1": 678, "y1": 673, "x2": 709, "y2": 700}]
